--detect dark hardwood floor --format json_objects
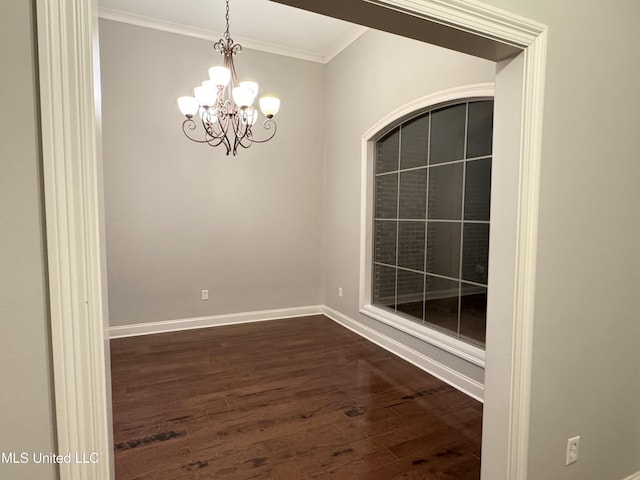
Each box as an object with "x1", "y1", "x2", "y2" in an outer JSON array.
[{"x1": 110, "y1": 315, "x2": 482, "y2": 479}]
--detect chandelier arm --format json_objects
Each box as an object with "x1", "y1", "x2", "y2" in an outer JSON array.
[
  {"x1": 233, "y1": 128, "x2": 257, "y2": 153},
  {"x1": 234, "y1": 122, "x2": 256, "y2": 150},
  {"x1": 242, "y1": 119, "x2": 277, "y2": 144},
  {"x1": 218, "y1": 112, "x2": 233, "y2": 139},
  {"x1": 201, "y1": 116, "x2": 222, "y2": 139},
  {"x1": 234, "y1": 119, "x2": 278, "y2": 151},
  {"x1": 206, "y1": 115, "x2": 227, "y2": 139},
  {"x1": 203, "y1": 120, "x2": 225, "y2": 146},
  {"x1": 203, "y1": 123, "x2": 223, "y2": 140},
  {"x1": 229, "y1": 111, "x2": 242, "y2": 137},
  {"x1": 220, "y1": 133, "x2": 233, "y2": 156},
  {"x1": 204, "y1": 117, "x2": 235, "y2": 149},
  {"x1": 236, "y1": 135, "x2": 252, "y2": 149},
  {"x1": 207, "y1": 119, "x2": 232, "y2": 154},
  {"x1": 205, "y1": 136, "x2": 226, "y2": 148},
  {"x1": 231, "y1": 115, "x2": 245, "y2": 154},
  {"x1": 235, "y1": 136, "x2": 254, "y2": 151},
  {"x1": 210, "y1": 112, "x2": 235, "y2": 155},
  {"x1": 182, "y1": 118, "x2": 219, "y2": 144},
  {"x1": 181, "y1": 119, "x2": 230, "y2": 152}
]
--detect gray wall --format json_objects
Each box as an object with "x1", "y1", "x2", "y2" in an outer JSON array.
[
  {"x1": 322, "y1": 30, "x2": 495, "y2": 386},
  {"x1": 100, "y1": 19, "x2": 325, "y2": 326},
  {"x1": 0, "y1": 1, "x2": 57, "y2": 479},
  {"x1": 484, "y1": 1, "x2": 640, "y2": 479}
]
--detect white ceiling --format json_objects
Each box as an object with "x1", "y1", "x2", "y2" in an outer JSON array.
[{"x1": 98, "y1": 0, "x2": 367, "y2": 63}]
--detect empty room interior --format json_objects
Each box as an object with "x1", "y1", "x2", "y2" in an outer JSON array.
[
  {"x1": 4, "y1": 0, "x2": 640, "y2": 480},
  {"x1": 101, "y1": 0, "x2": 497, "y2": 478}
]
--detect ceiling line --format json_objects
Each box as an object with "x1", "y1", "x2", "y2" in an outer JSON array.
[{"x1": 98, "y1": 7, "x2": 366, "y2": 64}]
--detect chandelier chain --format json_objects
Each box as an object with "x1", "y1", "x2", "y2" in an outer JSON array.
[{"x1": 224, "y1": 0, "x2": 231, "y2": 43}]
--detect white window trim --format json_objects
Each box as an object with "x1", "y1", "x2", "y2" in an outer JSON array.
[{"x1": 359, "y1": 84, "x2": 495, "y2": 367}]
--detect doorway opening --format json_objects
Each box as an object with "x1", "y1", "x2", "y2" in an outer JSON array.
[{"x1": 36, "y1": 1, "x2": 546, "y2": 479}]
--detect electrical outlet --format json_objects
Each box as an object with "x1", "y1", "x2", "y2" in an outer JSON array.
[
  {"x1": 338, "y1": 287, "x2": 343, "y2": 297},
  {"x1": 201, "y1": 289, "x2": 209, "y2": 301},
  {"x1": 566, "y1": 435, "x2": 580, "y2": 465}
]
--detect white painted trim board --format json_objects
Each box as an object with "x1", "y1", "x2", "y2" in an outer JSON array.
[
  {"x1": 36, "y1": 0, "x2": 112, "y2": 477},
  {"x1": 108, "y1": 305, "x2": 323, "y2": 338}
]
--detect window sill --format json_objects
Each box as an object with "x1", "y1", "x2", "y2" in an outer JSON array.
[{"x1": 360, "y1": 304, "x2": 486, "y2": 367}]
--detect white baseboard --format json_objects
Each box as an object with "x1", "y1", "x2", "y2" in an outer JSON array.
[
  {"x1": 108, "y1": 305, "x2": 323, "y2": 339},
  {"x1": 108, "y1": 304, "x2": 484, "y2": 401},
  {"x1": 623, "y1": 471, "x2": 640, "y2": 480},
  {"x1": 322, "y1": 306, "x2": 485, "y2": 402}
]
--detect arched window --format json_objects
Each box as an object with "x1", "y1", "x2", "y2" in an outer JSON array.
[{"x1": 369, "y1": 98, "x2": 493, "y2": 350}]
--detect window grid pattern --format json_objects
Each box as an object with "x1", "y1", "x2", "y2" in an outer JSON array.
[{"x1": 372, "y1": 100, "x2": 493, "y2": 348}]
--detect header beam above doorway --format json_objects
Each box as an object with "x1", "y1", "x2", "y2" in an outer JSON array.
[{"x1": 271, "y1": 0, "x2": 525, "y2": 61}]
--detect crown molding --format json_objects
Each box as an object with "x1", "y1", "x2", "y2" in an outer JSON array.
[
  {"x1": 323, "y1": 25, "x2": 368, "y2": 63},
  {"x1": 98, "y1": 7, "x2": 366, "y2": 64}
]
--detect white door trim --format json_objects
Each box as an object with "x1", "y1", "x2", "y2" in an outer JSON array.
[
  {"x1": 36, "y1": 0, "x2": 113, "y2": 478},
  {"x1": 36, "y1": 0, "x2": 546, "y2": 479}
]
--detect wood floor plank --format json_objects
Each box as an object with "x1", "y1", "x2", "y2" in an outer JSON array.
[{"x1": 111, "y1": 315, "x2": 482, "y2": 479}]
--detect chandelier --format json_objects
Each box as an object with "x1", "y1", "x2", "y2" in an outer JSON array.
[{"x1": 177, "y1": 0, "x2": 281, "y2": 156}]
